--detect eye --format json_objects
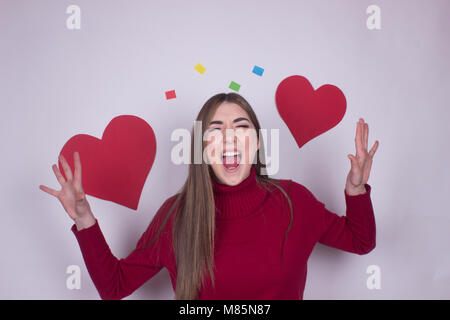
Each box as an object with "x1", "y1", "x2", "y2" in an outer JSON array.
[
  {"x1": 208, "y1": 127, "x2": 221, "y2": 132},
  {"x1": 237, "y1": 125, "x2": 249, "y2": 128}
]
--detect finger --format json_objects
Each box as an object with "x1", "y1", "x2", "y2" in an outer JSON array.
[
  {"x1": 73, "y1": 151, "x2": 82, "y2": 184},
  {"x1": 52, "y1": 164, "x2": 66, "y2": 186},
  {"x1": 347, "y1": 154, "x2": 357, "y2": 167},
  {"x1": 348, "y1": 154, "x2": 354, "y2": 162},
  {"x1": 355, "y1": 119, "x2": 364, "y2": 157},
  {"x1": 359, "y1": 118, "x2": 365, "y2": 153},
  {"x1": 39, "y1": 184, "x2": 59, "y2": 197},
  {"x1": 364, "y1": 123, "x2": 368, "y2": 151},
  {"x1": 368, "y1": 140, "x2": 379, "y2": 158},
  {"x1": 59, "y1": 154, "x2": 73, "y2": 181}
]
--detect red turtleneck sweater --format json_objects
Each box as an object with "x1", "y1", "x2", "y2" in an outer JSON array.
[{"x1": 71, "y1": 166, "x2": 376, "y2": 299}]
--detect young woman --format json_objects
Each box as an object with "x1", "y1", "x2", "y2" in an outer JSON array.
[{"x1": 39, "y1": 92, "x2": 379, "y2": 300}]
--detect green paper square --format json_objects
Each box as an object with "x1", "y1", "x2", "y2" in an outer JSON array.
[{"x1": 229, "y1": 81, "x2": 241, "y2": 92}]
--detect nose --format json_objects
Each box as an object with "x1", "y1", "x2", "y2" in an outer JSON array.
[{"x1": 223, "y1": 128, "x2": 237, "y2": 144}]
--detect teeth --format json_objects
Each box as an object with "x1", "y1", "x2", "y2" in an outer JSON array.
[{"x1": 222, "y1": 151, "x2": 241, "y2": 157}]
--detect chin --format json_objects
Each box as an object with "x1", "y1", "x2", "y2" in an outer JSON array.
[{"x1": 215, "y1": 163, "x2": 250, "y2": 186}]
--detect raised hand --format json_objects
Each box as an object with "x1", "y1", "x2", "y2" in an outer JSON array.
[
  {"x1": 345, "y1": 118, "x2": 379, "y2": 195},
  {"x1": 39, "y1": 151, "x2": 96, "y2": 230}
]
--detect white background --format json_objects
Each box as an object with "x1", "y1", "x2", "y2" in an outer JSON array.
[{"x1": 1, "y1": 0, "x2": 449, "y2": 299}]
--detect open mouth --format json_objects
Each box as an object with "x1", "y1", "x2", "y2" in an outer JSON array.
[{"x1": 222, "y1": 151, "x2": 241, "y2": 173}]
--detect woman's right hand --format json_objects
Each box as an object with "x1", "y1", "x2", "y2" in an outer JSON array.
[{"x1": 39, "y1": 151, "x2": 96, "y2": 230}]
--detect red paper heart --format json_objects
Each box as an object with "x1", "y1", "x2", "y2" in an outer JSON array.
[
  {"x1": 275, "y1": 75, "x2": 346, "y2": 148},
  {"x1": 58, "y1": 115, "x2": 156, "y2": 210}
]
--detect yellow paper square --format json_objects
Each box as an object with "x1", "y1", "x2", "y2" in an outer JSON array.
[{"x1": 194, "y1": 63, "x2": 206, "y2": 74}]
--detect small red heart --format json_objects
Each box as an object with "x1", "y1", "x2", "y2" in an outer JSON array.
[
  {"x1": 275, "y1": 75, "x2": 347, "y2": 148},
  {"x1": 58, "y1": 115, "x2": 156, "y2": 210}
]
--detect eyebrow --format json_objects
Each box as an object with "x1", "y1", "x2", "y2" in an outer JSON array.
[{"x1": 208, "y1": 117, "x2": 250, "y2": 126}]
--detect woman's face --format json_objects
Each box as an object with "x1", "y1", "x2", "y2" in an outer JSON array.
[{"x1": 204, "y1": 102, "x2": 259, "y2": 186}]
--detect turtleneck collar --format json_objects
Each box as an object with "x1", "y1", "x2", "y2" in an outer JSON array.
[{"x1": 211, "y1": 166, "x2": 268, "y2": 220}]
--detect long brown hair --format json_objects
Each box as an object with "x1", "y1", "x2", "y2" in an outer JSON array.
[{"x1": 141, "y1": 92, "x2": 293, "y2": 299}]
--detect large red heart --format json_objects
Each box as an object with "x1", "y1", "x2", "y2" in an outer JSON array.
[
  {"x1": 58, "y1": 115, "x2": 156, "y2": 210},
  {"x1": 275, "y1": 75, "x2": 347, "y2": 148}
]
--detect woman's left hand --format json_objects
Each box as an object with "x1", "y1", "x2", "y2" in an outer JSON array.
[{"x1": 345, "y1": 118, "x2": 379, "y2": 195}]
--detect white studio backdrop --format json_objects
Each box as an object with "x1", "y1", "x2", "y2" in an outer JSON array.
[{"x1": 0, "y1": 0, "x2": 449, "y2": 299}]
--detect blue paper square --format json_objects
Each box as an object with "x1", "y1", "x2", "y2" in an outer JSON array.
[{"x1": 252, "y1": 65, "x2": 264, "y2": 76}]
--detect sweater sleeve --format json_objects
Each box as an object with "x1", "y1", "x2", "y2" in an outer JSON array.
[
  {"x1": 314, "y1": 183, "x2": 376, "y2": 255},
  {"x1": 71, "y1": 199, "x2": 174, "y2": 300},
  {"x1": 295, "y1": 182, "x2": 376, "y2": 255}
]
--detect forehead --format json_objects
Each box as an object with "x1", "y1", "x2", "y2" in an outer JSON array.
[{"x1": 210, "y1": 102, "x2": 249, "y2": 120}]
